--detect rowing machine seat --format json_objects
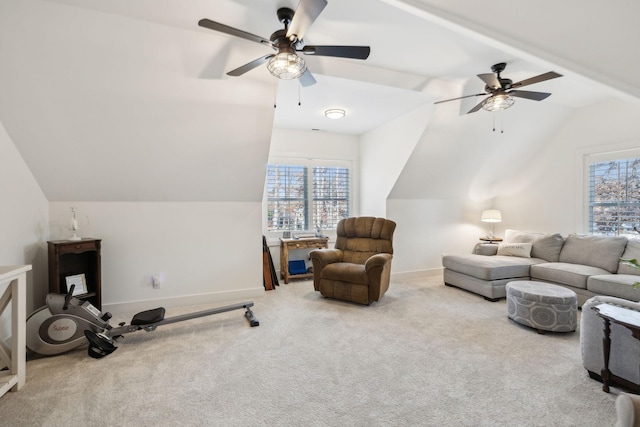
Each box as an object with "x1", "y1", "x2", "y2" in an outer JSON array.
[{"x1": 131, "y1": 307, "x2": 165, "y2": 326}]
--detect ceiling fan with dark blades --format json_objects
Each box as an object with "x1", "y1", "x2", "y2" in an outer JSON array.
[
  {"x1": 434, "y1": 63, "x2": 562, "y2": 113},
  {"x1": 198, "y1": 0, "x2": 371, "y2": 87}
]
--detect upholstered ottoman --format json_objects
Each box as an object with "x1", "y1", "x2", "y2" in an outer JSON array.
[{"x1": 506, "y1": 281, "x2": 577, "y2": 333}]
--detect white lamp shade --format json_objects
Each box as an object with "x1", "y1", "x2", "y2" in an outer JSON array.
[{"x1": 481, "y1": 209, "x2": 502, "y2": 223}]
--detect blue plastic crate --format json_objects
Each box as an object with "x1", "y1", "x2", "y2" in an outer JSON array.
[{"x1": 288, "y1": 260, "x2": 307, "y2": 275}]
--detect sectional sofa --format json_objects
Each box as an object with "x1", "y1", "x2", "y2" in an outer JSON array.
[{"x1": 442, "y1": 229, "x2": 640, "y2": 305}]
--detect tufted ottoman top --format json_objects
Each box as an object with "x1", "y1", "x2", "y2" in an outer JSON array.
[{"x1": 506, "y1": 280, "x2": 577, "y2": 305}]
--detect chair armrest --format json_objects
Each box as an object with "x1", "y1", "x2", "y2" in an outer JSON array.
[
  {"x1": 365, "y1": 253, "x2": 392, "y2": 271},
  {"x1": 616, "y1": 393, "x2": 640, "y2": 427},
  {"x1": 309, "y1": 249, "x2": 343, "y2": 291},
  {"x1": 309, "y1": 248, "x2": 343, "y2": 265}
]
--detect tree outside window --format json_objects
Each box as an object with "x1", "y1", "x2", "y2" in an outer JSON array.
[
  {"x1": 589, "y1": 158, "x2": 640, "y2": 236},
  {"x1": 267, "y1": 164, "x2": 350, "y2": 232}
]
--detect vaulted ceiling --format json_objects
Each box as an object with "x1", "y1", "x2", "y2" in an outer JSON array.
[{"x1": 0, "y1": 0, "x2": 637, "y2": 202}]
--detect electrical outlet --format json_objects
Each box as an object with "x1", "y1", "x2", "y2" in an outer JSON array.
[{"x1": 152, "y1": 274, "x2": 162, "y2": 289}]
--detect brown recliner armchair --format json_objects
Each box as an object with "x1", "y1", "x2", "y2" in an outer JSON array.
[{"x1": 309, "y1": 217, "x2": 396, "y2": 305}]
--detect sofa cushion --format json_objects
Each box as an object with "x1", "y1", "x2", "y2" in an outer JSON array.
[
  {"x1": 618, "y1": 239, "x2": 640, "y2": 276},
  {"x1": 504, "y1": 229, "x2": 564, "y2": 262},
  {"x1": 587, "y1": 274, "x2": 640, "y2": 301},
  {"x1": 531, "y1": 262, "x2": 610, "y2": 290},
  {"x1": 442, "y1": 254, "x2": 542, "y2": 281},
  {"x1": 321, "y1": 262, "x2": 367, "y2": 285},
  {"x1": 497, "y1": 242, "x2": 532, "y2": 257},
  {"x1": 559, "y1": 234, "x2": 628, "y2": 273}
]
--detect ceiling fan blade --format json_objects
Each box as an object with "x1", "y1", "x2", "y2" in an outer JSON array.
[
  {"x1": 299, "y1": 69, "x2": 317, "y2": 87},
  {"x1": 301, "y1": 45, "x2": 370, "y2": 60},
  {"x1": 433, "y1": 93, "x2": 486, "y2": 105},
  {"x1": 477, "y1": 73, "x2": 501, "y2": 89},
  {"x1": 508, "y1": 90, "x2": 552, "y2": 101},
  {"x1": 198, "y1": 19, "x2": 273, "y2": 47},
  {"x1": 467, "y1": 98, "x2": 487, "y2": 114},
  {"x1": 227, "y1": 54, "x2": 274, "y2": 77},
  {"x1": 511, "y1": 71, "x2": 562, "y2": 89},
  {"x1": 286, "y1": 0, "x2": 328, "y2": 42}
]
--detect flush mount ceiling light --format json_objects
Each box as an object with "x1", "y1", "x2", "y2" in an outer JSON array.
[
  {"x1": 481, "y1": 94, "x2": 515, "y2": 112},
  {"x1": 324, "y1": 109, "x2": 345, "y2": 119}
]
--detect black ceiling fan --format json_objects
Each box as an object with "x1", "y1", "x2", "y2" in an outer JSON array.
[
  {"x1": 198, "y1": 0, "x2": 370, "y2": 87},
  {"x1": 434, "y1": 63, "x2": 563, "y2": 113}
]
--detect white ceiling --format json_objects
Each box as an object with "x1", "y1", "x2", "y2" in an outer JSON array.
[
  {"x1": 32, "y1": 0, "x2": 617, "y2": 134},
  {"x1": 0, "y1": 0, "x2": 635, "y2": 201}
]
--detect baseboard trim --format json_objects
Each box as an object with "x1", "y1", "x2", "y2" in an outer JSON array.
[
  {"x1": 392, "y1": 268, "x2": 443, "y2": 281},
  {"x1": 103, "y1": 287, "x2": 265, "y2": 314}
]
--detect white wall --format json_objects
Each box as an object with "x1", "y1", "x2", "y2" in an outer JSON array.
[
  {"x1": 0, "y1": 121, "x2": 49, "y2": 340},
  {"x1": 386, "y1": 97, "x2": 640, "y2": 274},
  {"x1": 49, "y1": 202, "x2": 264, "y2": 313},
  {"x1": 360, "y1": 104, "x2": 432, "y2": 217},
  {"x1": 496, "y1": 98, "x2": 640, "y2": 235}
]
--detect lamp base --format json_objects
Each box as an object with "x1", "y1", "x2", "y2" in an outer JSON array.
[{"x1": 69, "y1": 233, "x2": 81, "y2": 241}]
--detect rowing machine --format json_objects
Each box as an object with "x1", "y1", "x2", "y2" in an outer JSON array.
[{"x1": 26, "y1": 285, "x2": 259, "y2": 359}]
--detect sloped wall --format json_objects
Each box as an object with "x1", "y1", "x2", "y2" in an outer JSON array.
[{"x1": 0, "y1": 121, "x2": 49, "y2": 339}]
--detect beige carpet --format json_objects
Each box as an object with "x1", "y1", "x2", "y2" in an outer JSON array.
[{"x1": 0, "y1": 276, "x2": 619, "y2": 426}]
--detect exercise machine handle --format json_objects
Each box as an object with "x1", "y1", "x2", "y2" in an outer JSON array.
[{"x1": 63, "y1": 285, "x2": 75, "y2": 310}]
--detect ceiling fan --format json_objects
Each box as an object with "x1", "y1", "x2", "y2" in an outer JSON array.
[
  {"x1": 434, "y1": 63, "x2": 563, "y2": 113},
  {"x1": 198, "y1": 0, "x2": 371, "y2": 87}
]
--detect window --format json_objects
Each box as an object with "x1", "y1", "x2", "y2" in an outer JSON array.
[
  {"x1": 266, "y1": 163, "x2": 350, "y2": 232},
  {"x1": 588, "y1": 155, "x2": 640, "y2": 236}
]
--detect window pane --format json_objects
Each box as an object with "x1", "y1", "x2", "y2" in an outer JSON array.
[
  {"x1": 312, "y1": 166, "x2": 350, "y2": 229},
  {"x1": 266, "y1": 165, "x2": 308, "y2": 231},
  {"x1": 589, "y1": 158, "x2": 640, "y2": 236}
]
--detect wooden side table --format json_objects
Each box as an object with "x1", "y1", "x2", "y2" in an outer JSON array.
[
  {"x1": 280, "y1": 237, "x2": 329, "y2": 284},
  {"x1": 0, "y1": 265, "x2": 31, "y2": 397},
  {"x1": 592, "y1": 304, "x2": 640, "y2": 392},
  {"x1": 48, "y1": 239, "x2": 102, "y2": 309},
  {"x1": 480, "y1": 237, "x2": 503, "y2": 243}
]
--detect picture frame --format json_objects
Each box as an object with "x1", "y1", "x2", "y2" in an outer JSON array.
[{"x1": 65, "y1": 273, "x2": 87, "y2": 296}]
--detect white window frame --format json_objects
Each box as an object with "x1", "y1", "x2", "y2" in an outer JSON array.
[
  {"x1": 586, "y1": 148, "x2": 640, "y2": 237},
  {"x1": 263, "y1": 157, "x2": 353, "y2": 239}
]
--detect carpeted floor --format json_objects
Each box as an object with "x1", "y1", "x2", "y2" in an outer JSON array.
[{"x1": 0, "y1": 276, "x2": 619, "y2": 426}]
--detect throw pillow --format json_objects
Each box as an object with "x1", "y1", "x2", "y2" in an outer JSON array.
[{"x1": 497, "y1": 242, "x2": 533, "y2": 258}]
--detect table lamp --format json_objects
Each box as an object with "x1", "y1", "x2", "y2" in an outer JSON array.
[{"x1": 481, "y1": 209, "x2": 502, "y2": 239}]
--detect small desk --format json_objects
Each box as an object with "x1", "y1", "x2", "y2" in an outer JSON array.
[
  {"x1": 0, "y1": 265, "x2": 31, "y2": 398},
  {"x1": 592, "y1": 304, "x2": 640, "y2": 392},
  {"x1": 280, "y1": 237, "x2": 329, "y2": 284}
]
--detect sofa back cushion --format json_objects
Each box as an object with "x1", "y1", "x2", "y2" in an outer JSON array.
[
  {"x1": 504, "y1": 229, "x2": 564, "y2": 262},
  {"x1": 559, "y1": 234, "x2": 628, "y2": 273},
  {"x1": 618, "y1": 238, "x2": 640, "y2": 276}
]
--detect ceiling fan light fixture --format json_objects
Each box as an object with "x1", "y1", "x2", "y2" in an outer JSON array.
[
  {"x1": 324, "y1": 109, "x2": 345, "y2": 119},
  {"x1": 481, "y1": 94, "x2": 515, "y2": 112},
  {"x1": 267, "y1": 51, "x2": 306, "y2": 80}
]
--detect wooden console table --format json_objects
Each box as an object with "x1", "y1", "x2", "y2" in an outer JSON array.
[
  {"x1": 280, "y1": 237, "x2": 329, "y2": 284},
  {"x1": 592, "y1": 304, "x2": 640, "y2": 393},
  {"x1": 0, "y1": 265, "x2": 31, "y2": 398}
]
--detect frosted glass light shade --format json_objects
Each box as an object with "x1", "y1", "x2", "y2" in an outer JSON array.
[{"x1": 481, "y1": 209, "x2": 502, "y2": 223}]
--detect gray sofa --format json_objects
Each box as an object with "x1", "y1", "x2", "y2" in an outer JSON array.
[{"x1": 442, "y1": 229, "x2": 640, "y2": 305}]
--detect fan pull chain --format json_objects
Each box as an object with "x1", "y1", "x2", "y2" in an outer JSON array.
[
  {"x1": 298, "y1": 81, "x2": 301, "y2": 106},
  {"x1": 274, "y1": 84, "x2": 277, "y2": 109}
]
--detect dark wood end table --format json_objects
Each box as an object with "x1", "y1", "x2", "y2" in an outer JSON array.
[{"x1": 592, "y1": 304, "x2": 640, "y2": 392}]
